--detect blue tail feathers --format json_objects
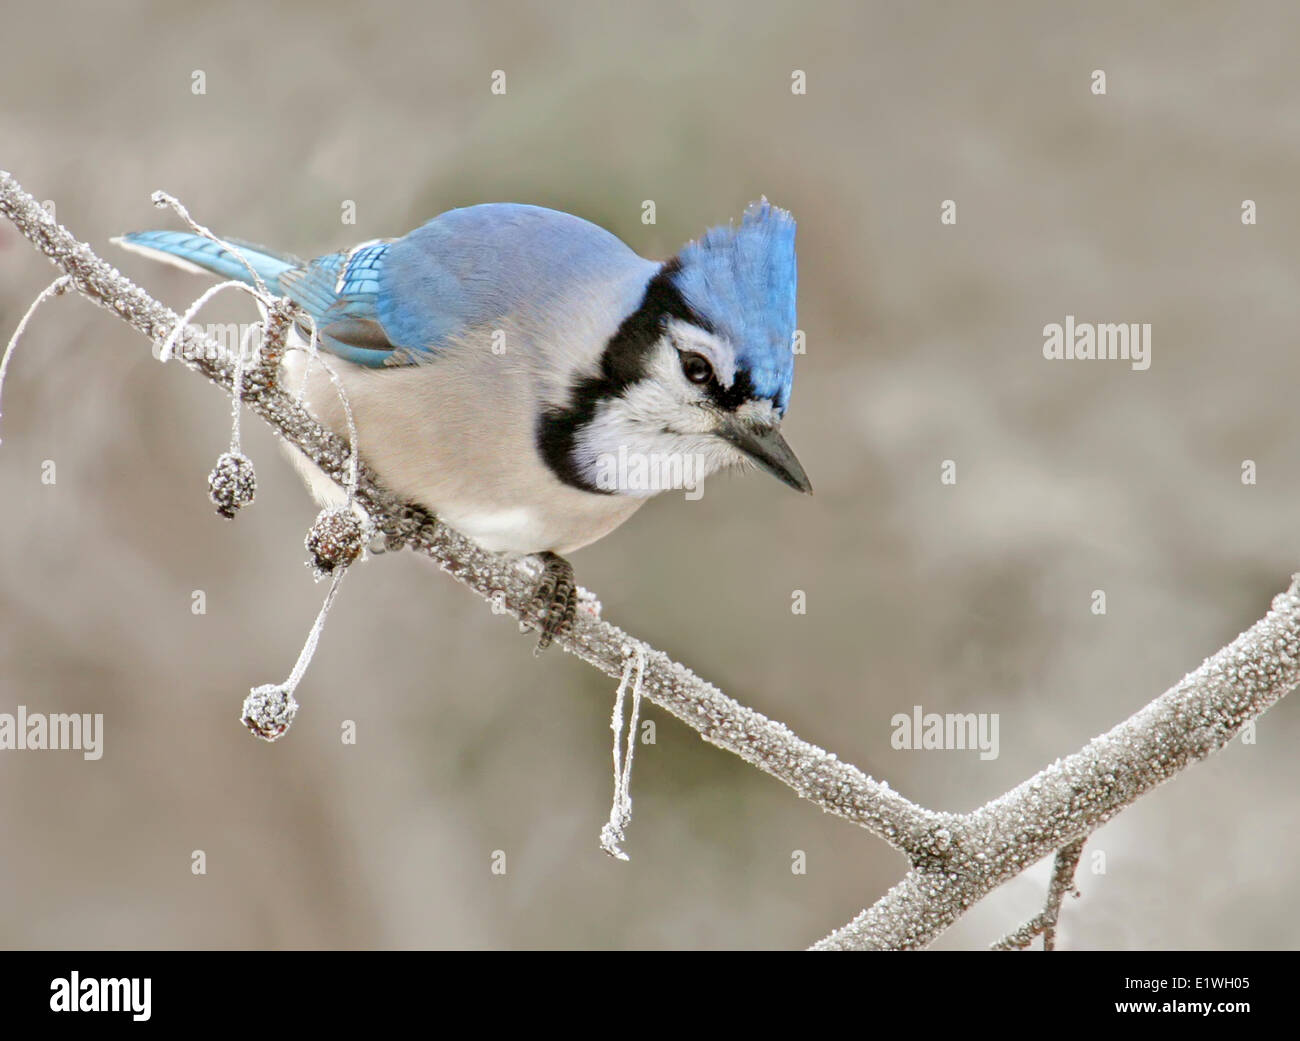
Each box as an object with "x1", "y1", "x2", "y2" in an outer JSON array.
[{"x1": 115, "y1": 230, "x2": 300, "y2": 295}]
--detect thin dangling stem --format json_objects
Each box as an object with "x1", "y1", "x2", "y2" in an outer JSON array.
[
  {"x1": 0, "y1": 275, "x2": 72, "y2": 444},
  {"x1": 600, "y1": 643, "x2": 647, "y2": 860}
]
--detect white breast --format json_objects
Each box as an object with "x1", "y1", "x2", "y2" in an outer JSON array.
[{"x1": 277, "y1": 336, "x2": 644, "y2": 556}]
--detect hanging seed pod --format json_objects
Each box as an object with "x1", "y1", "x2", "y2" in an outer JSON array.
[
  {"x1": 208, "y1": 450, "x2": 256, "y2": 518},
  {"x1": 306, "y1": 506, "x2": 364, "y2": 574},
  {"x1": 241, "y1": 683, "x2": 298, "y2": 741}
]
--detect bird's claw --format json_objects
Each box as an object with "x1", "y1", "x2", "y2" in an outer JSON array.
[{"x1": 529, "y1": 551, "x2": 578, "y2": 652}]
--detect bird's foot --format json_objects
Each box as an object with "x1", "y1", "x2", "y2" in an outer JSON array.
[{"x1": 528, "y1": 551, "x2": 578, "y2": 652}]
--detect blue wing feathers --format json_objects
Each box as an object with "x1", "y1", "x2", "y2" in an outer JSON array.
[
  {"x1": 121, "y1": 231, "x2": 401, "y2": 364},
  {"x1": 119, "y1": 204, "x2": 655, "y2": 369},
  {"x1": 376, "y1": 204, "x2": 650, "y2": 353}
]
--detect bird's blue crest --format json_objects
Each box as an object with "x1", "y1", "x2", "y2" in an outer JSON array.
[{"x1": 670, "y1": 199, "x2": 798, "y2": 413}]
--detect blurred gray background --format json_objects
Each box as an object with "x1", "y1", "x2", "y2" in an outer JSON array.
[{"x1": 1, "y1": 0, "x2": 1297, "y2": 950}]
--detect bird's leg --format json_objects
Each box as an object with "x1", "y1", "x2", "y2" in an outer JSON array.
[{"x1": 528, "y1": 551, "x2": 578, "y2": 651}]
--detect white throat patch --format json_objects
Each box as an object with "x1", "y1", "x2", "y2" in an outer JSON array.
[{"x1": 570, "y1": 337, "x2": 745, "y2": 496}]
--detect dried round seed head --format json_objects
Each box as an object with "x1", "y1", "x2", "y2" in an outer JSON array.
[
  {"x1": 208, "y1": 450, "x2": 256, "y2": 519},
  {"x1": 241, "y1": 683, "x2": 298, "y2": 741},
  {"x1": 306, "y1": 507, "x2": 364, "y2": 573}
]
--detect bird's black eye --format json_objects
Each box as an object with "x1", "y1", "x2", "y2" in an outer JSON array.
[{"x1": 680, "y1": 351, "x2": 714, "y2": 385}]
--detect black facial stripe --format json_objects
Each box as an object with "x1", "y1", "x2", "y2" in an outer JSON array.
[
  {"x1": 705, "y1": 368, "x2": 755, "y2": 412},
  {"x1": 537, "y1": 260, "x2": 710, "y2": 493},
  {"x1": 603, "y1": 258, "x2": 708, "y2": 387}
]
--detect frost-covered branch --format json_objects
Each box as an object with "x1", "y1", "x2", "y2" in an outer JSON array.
[
  {"x1": 813, "y1": 582, "x2": 1300, "y2": 948},
  {"x1": 4, "y1": 170, "x2": 1296, "y2": 951},
  {"x1": 990, "y1": 837, "x2": 1085, "y2": 950}
]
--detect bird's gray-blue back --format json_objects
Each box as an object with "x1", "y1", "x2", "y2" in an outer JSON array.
[{"x1": 377, "y1": 204, "x2": 659, "y2": 356}]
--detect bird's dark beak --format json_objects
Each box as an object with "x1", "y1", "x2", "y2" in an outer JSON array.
[{"x1": 718, "y1": 419, "x2": 813, "y2": 494}]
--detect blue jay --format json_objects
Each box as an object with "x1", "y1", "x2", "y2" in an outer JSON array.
[{"x1": 116, "y1": 200, "x2": 810, "y2": 646}]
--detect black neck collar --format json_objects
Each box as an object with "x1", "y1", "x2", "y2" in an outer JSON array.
[{"x1": 536, "y1": 260, "x2": 707, "y2": 493}]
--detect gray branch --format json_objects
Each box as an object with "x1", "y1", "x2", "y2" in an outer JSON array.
[
  {"x1": 812, "y1": 581, "x2": 1300, "y2": 948},
  {"x1": 990, "y1": 837, "x2": 1085, "y2": 950},
  {"x1": 4, "y1": 170, "x2": 1296, "y2": 951}
]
